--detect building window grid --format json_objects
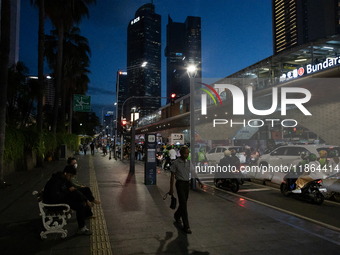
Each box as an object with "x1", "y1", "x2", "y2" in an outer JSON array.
[{"x1": 275, "y1": 6, "x2": 284, "y2": 14}]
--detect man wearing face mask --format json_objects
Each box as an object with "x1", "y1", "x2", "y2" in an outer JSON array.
[{"x1": 67, "y1": 157, "x2": 101, "y2": 205}]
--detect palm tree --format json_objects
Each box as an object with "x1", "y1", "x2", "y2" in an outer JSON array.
[
  {"x1": 30, "y1": 0, "x2": 45, "y2": 167},
  {"x1": 0, "y1": 0, "x2": 11, "y2": 186},
  {"x1": 45, "y1": 26, "x2": 91, "y2": 133},
  {"x1": 45, "y1": 0, "x2": 96, "y2": 134}
]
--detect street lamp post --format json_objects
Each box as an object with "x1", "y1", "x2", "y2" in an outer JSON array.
[
  {"x1": 120, "y1": 96, "x2": 170, "y2": 161},
  {"x1": 130, "y1": 107, "x2": 139, "y2": 173},
  {"x1": 187, "y1": 65, "x2": 197, "y2": 189},
  {"x1": 102, "y1": 103, "x2": 117, "y2": 158}
]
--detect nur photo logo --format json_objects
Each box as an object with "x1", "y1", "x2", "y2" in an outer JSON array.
[{"x1": 200, "y1": 84, "x2": 312, "y2": 128}]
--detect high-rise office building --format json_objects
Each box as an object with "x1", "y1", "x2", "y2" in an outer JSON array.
[
  {"x1": 165, "y1": 15, "x2": 201, "y2": 103},
  {"x1": 272, "y1": 0, "x2": 340, "y2": 55},
  {"x1": 126, "y1": 3, "x2": 161, "y2": 120}
]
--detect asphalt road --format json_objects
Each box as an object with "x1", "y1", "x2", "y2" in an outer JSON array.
[{"x1": 201, "y1": 177, "x2": 340, "y2": 230}]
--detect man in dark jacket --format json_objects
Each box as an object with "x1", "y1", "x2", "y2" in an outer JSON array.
[{"x1": 43, "y1": 165, "x2": 92, "y2": 235}]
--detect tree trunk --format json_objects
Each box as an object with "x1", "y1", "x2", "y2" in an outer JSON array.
[
  {"x1": 0, "y1": 0, "x2": 11, "y2": 185},
  {"x1": 36, "y1": 0, "x2": 45, "y2": 167},
  {"x1": 61, "y1": 68, "x2": 66, "y2": 133},
  {"x1": 52, "y1": 22, "x2": 64, "y2": 134}
]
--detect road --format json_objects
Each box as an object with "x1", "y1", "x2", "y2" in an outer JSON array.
[{"x1": 200, "y1": 176, "x2": 340, "y2": 232}]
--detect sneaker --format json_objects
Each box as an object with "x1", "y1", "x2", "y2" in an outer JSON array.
[
  {"x1": 292, "y1": 189, "x2": 301, "y2": 194},
  {"x1": 77, "y1": 227, "x2": 92, "y2": 235},
  {"x1": 183, "y1": 228, "x2": 192, "y2": 234}
]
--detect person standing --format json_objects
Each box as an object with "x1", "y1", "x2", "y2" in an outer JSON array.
[
  {"x1": 83, "y1": 144, "x2": 88, "y2": 155},
  {"x1": 169, "y1": 146, "x2": 203, "y2": 234},
  {"x1": 90, "y1": 142, "x2": 95, "y2": 155},
  {"x1": 169, "y1": 146, "x2": 177, "y2": 162}
]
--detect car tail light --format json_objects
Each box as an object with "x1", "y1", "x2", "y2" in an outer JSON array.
[{"x1": 317, "y1": 180, "x2": 322, "y2": 184}]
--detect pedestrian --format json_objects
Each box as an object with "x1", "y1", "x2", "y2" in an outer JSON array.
[
  {"x1": 90, "y1": 142, "x2": 95, "y2": 155},
  {"x1": 42, "y1": 165, "x2": 93, "y2": 235},
  {"x1": 169, "y1": 146, "x2": 203, "y2": 234},
  {"x1": 83, "y1": 144, "x2": 88, "y2": 155},
  {"x1": 67, "y1": 157, "x2": 101, "y2": 206}
]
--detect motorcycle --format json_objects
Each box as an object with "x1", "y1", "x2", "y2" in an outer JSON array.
[
  {"x1": 214, "y1": 170, "x2": 244, "y2": 193},
  {"x1": 280, "y1": 172, "x2": 327, "y2": 205},
  {"x1": 197, "y1": 159, "x2": 209, "y2": 167}
]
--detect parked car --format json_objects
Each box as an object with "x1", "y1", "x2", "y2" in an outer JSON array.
[
  {"x1": 258, "y1": 144, "x2": 340, "y2": 169},
  {"x1": 206, "y1": 146, "x2": 246, "y2": 164}
]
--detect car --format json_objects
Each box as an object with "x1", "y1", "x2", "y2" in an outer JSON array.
[
  {"x1": 206, "y1": 146, "x2": 246, "y2": 164},
  {"x1": 258, "y1": 144, "x2": 340, "y2": 169}
]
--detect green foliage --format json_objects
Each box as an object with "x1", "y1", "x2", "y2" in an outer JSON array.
[
  {"x1": 6, "y1": 62, "x2": 38, "y2": 128},
  {"x1": 4, "y1": 126, "x2": 25, "y2": 163},
  {"x1": 56, "y1": 133, "x2": 79, "y2": 151}
]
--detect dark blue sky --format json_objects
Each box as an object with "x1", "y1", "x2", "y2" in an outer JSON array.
[{"x1": 19, "y1": 0, "x2": 273, "y2": 118}]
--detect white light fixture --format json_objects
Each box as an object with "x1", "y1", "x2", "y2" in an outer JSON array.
[
  {"x1": 322, "y1": 46, "x2": 334, "y2": 50},
  {"x1": 187, "y1": 65, "x2": 196, "y2": 73},
  {"x1": 295, "y1": 59, "x2": 307, "y2": 62},
  {"x1": 142, "y1": 62, "x2": 148, "y2": 67}
]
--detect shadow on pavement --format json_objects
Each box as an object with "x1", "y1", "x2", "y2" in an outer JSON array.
[
  {"x1": 157, "y1": 223, "x2": 210, "y2": 255},
  {"x1": 0, "y1": 218, "x2": 75, "y2": 255},
  {"x1": 118, "y1": 172, "x2": 140, "y2": 211}
]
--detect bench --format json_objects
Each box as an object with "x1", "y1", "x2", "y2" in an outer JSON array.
[{"x1": 32, "y1": 191, "x2": 72, "y2": 239}]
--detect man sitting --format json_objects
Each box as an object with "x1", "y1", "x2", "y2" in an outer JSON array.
[{"x1": 43, "y1": 165, "x2": 92, "y2": 235}]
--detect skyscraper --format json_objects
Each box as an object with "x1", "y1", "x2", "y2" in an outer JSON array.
[
  {"x1": 126, "y1": 3, "x2": 161, "y2": 120},
  {"x1": 165, "y1": 15, "x2": 201, "y2": 103},
  {"x1": 272, "y1": 0, "x2": 340, "y2": 55}
]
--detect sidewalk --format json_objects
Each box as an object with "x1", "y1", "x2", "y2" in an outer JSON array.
[{"x1": 1, "y1": 153, "x2": 340, "y2": 254}]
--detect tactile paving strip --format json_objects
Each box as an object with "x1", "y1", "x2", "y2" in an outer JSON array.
[{"x1": 89, "y1": 157, "x2": 113, "y2": 255}]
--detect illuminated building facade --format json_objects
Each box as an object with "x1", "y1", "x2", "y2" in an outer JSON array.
[
  {"x1": 126, "y1": 3, "x2": 161, "y2": 119},
  {"x1": 272, "y1": 0, "x2": 340, "y2": 55}
]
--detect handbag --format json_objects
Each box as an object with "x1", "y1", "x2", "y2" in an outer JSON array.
[{"x1": 163, "y1": 192, "x2": 177, "y2": 210}]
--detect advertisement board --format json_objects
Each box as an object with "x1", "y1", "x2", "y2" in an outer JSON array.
[{"x1": 170, "y1": 133, "x2": 184, "y2": 145}]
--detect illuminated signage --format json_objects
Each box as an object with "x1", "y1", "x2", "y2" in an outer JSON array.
[
  {"x1": 131, "y1": 16, "x2": 140, "y2": 25},
  {"x1": 280, "y1": 56, "x2": 340, "y2": 82},
  {"x1": 306, "y1": 57, "x2": 340, "y2": 74}
]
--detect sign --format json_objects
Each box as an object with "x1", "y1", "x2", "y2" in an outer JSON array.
[
  {"x1": 280, "y1": 57, "x2": 340, "y2": 82},
  {"x1": 74, "y1": 95, "x2": 91, "y2": 112},
  {"x1": 144, "y1": 134, "x2": 157, "y2": 185},
  {"x1": 171, "y1": 133, "x2": 184, "y2": 145},
  {"x1": 131, "y1": 16, "x2": 140, "y2": 25},
  {"x1": 148, "y1": 134, "x2": 156, "y2": 143}
]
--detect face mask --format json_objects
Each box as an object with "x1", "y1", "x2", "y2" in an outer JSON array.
[{"x1": 74, "y1": 164, "x2": 78, "y2": 169}]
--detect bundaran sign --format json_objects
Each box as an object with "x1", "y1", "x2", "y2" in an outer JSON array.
[{"x1": 280, "y1": 57, "x2": 340, "y2": 82}]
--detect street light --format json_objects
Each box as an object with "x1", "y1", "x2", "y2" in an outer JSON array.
[
  {"x1": 130, "y1": 106, "x2": 139, "y2": 174},
  {"x1": 187, "y1": 64, "x2": 197, "y2": 189}
]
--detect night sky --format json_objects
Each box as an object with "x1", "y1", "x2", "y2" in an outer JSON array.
[{"x1": 19, "y1": 0, "x2": 273, "y2": 119}]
